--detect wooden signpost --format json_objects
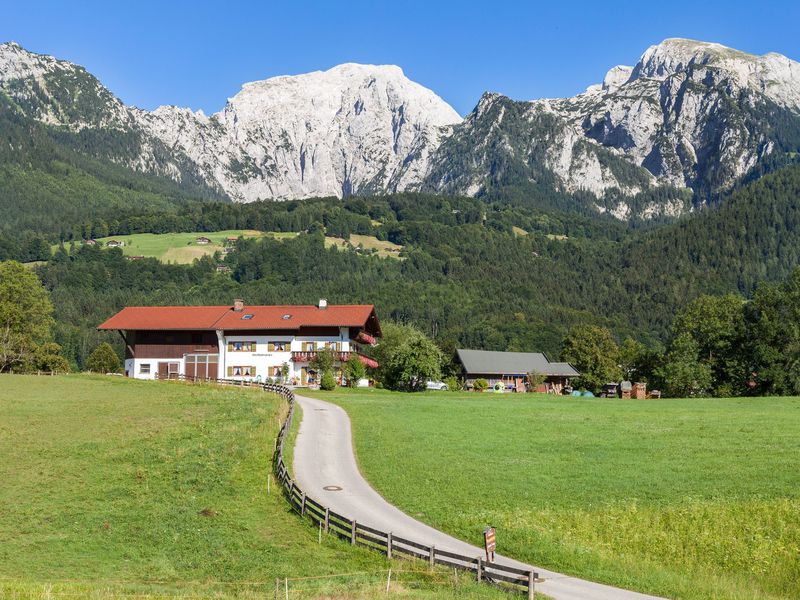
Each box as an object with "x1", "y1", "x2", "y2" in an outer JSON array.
[{"x1": 483, "y1": 526, "x2": 496, "y2": 562}]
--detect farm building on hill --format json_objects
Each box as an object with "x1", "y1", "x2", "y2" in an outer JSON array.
[
  {"x1": 98, "y1": 299, "x2": 381, "y2": 386},
  {"x1": 456, "y1": 349, "x2": 580, "y2": 393},
  {"x1": 195, "y1": 236, "x2": 212, "y2": 245},
  {"x1": 106, "y1": 240, "x2": 123, "y2": 248}
]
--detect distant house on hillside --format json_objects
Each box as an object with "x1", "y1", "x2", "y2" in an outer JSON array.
[
  {"x1": 106, "y1": 240, "x2": 123, "y2": 248},
  {"x1": 215, "y1": 264, "x2": 231, "y2": 273},
  {"x1": 196, "y1": 236, "x2": 212, "y2": 245},
  {"x1": 224, "y1": 236, "x2": 239, "y2": 247},
  {"x1": 126, "y1": 255, "x2": 145, "y2": 261},
  {"x1": 456, "y1": 349, "x2": 580, "y2": 394},
  {"x1": 84, "y1": 239, "x2": 98, "y2": 246}
]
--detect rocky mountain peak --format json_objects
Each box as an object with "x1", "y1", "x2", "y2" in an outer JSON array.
[{"x1": 628, "y1": 38, "x2": 800, "y2": 109}]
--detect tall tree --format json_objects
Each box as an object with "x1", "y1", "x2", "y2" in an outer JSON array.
[
  {"x1": 375, "y1": 322, "x2": 443, "y2": 391},
  {"x1": 670, "y1": 294, "x2": 748, "y2": 396},
  {"x1": 749, "y1": 269, "x2": 800, "y2": 395},
  {"x1": 0, "y1": 261, "x2": 55, "y2": 372},
  {"x1": 560, "y1": 325, "x2": 622, "y2": 392},
  {"x1": 656, "y1": 333, "x2": 713, "y2": 397}
]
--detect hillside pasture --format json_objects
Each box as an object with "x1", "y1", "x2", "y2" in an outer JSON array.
[
  {"x1": 306, "y1": 388, "x2": 800, "y2": 600},
  {"x1": 0, "y1": 375, "x2": 506, "y2": 599},
  {"x1": 70, "y1": 230, "x2": 266, "y2": 264}
]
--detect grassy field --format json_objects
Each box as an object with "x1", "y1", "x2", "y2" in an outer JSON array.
[
  {"x1": 0, "y1": 375, "x2": 508, "y2": 599},
  {"x1": 305, "y1": 388, "x2": 800, "y2": 600},
  {"x1": 75, "y1": 230, "x2": 266, "y2": 264},
  {"x1": 325, "y1": 234, "x2": 404, "y2": 259}
]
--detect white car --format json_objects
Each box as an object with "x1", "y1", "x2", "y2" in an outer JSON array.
[{"x1": 426, "y1": 380, "x2": 449, "y2": 391}]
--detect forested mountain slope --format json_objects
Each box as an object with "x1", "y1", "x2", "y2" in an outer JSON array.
[{"x1": 28, "y1": 163, "x2": 800, "y2": 368}]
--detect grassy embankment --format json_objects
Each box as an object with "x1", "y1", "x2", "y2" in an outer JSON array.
[
  {"x1": 305, "y1": 388, "x2": 800, "y2": 600},
  {"x1": 0, "y1": 375, "x2": 507, "y2": 599}
]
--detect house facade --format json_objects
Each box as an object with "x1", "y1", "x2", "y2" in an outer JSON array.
[
  {"x1": 98, "y1": 300, "x2": 380, "y2": 385},
  {"x1": 456, "y1": 349, "x2": 580, "y2": 393}
]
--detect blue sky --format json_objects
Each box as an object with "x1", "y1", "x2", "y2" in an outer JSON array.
[{"x1": 2, "y1": 0, "x2": 799, "y2": 116}]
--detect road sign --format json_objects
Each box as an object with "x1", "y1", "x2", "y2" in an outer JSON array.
[{"x1": 484, "y1": 527, "x2": 496, "y2": 562}]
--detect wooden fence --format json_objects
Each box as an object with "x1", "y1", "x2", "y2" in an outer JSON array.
[{"x1": 267, "y1": 382, "x2": 540, "y2": 598}]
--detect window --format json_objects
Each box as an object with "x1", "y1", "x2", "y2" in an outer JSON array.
[
  {"x1": 228, "y1": 341, "x2": 256, "y2": 352},
  {"x1": 140, "y1": 363, "x2": 151, "y2": 374},
  {"x1": 271, "y1": 366, "x2": 283, "y2": 377},
  {"x1": 227, "y1": 365, "x2": 256, "y2": 377},
  {"x1": 242, "y1": 314, "x2": 254, "y2": 320},
  {"x1": 268, "y1": 342, "x2": 288, "y2": 352}
]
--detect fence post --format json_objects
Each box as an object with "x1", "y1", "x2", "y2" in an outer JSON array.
[
  {"x1": 324, "y1": 507, "x2": 330, "y2": 533},
  {"x1": 351, "y1": 519, "x2": 357, "y2": 545},
  {"x1": 387, "y1": 531, "x2": 393, "y2": 559},
  {"x1": 301, "y1": 492, "x2": 306, "y2": 516},
  {"x1": 476, "y1": 557, "x2": 483, "y2": 582},
  {"x1": 275, "y1": 577, "x2": 279, "y2": 600},
  {"x1": 429, "y1": 545, "x2": 435, "y2": 569},
  {"x1": 528, "y1": 571, "x2": 536, "y2": 600}
]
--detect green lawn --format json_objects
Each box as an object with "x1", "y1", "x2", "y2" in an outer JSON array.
[
  {"x1": 305, "y1": 388, "x2": 800, "y2": 600},
  {"x1": 0, "y1": 375, "x2": 507, "y2": 599}
]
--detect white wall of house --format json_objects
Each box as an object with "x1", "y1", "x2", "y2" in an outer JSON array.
[
  {"x1": 127, "y1": 327, "x2": 363, "y2": 383},
  {"x1": 126, "y1": 356, "x2": 184, "y2": 380}
]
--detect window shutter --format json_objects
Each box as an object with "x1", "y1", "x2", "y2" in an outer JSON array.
[
  {"x1": 251, "y1": 341, "x2": 257, "y2": 352},
  {"x1": 227, "y1": 343, "x2": 233, "y2": 352},
  {"x1": 268, "y1": 342, "x2": 274, "y2": 352},
  {"x1": 252, "y1": 366, "x2": 256, "y2": 376},
  {"x1": 227, "y1": 366, "x2": 233, "y2": 377}
]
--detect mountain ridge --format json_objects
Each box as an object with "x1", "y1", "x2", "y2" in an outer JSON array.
[{"x1": 2, "y1": 39, "x2": 800, "y2": 219}]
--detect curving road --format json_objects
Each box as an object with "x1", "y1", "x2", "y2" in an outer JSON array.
[{"x1": 292, "y1": 393, "x2": 665, "y2": 600}]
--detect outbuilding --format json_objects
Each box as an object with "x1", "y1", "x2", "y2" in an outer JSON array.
[{"x1": 456, "y1": 349, "x2": 580, "y2": 393}]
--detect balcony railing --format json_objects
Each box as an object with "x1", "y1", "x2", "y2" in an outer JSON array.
[
  {"x1": 291, "y1": 351, "x2": 351, "y2": 363},
  {"x1": 291, "y1": 351, "x2": 378, "y2": 369}
]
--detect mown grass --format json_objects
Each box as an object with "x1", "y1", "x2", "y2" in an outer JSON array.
[
  {"x1": 0, "y1": 375, "x2": 508, "y2": 599},
  {"x1": 305, "y1": 388, "x2": 800, "y2": 600}
]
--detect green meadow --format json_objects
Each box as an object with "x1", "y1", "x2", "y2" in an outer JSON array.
[
  {"x1": 86, "y1": 230, "x2": 266, "y2": 264},
  {"x1": 0, "y1": 375, "x2": 507, "y2": 599},
  {"x1": 306, "y1": 388, "x2": 800, "y2": 600}
]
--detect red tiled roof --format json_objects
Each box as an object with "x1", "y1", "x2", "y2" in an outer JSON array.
[{"x1": 98, "y1": 304, "x2": 380, "y2": 333}]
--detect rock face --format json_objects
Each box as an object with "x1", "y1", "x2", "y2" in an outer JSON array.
[
  {"x1": 2, "y1": 38, "x2": 800, "y2": 218},
  {"x1": 137, "y1": 63, "x2": 462, "y2": 201},
  {"x1": 421, "y1": 38, "x2": 800, "y2": 217}
]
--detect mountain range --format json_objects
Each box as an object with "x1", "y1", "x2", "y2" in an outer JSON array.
[{"x1": 1, "y1": 38, "x2": 800, "y2": 219}]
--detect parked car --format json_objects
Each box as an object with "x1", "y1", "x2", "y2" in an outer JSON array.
[{"x1": 426, "y1": 380, "x2": 449, "y2": 391}]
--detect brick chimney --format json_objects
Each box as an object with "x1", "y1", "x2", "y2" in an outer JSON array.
[
  {"x1": 233, "y1": 299, "x2": 244, "y2": 312},
  {"x1": 318, "y1": 298, "x2": 328, "y2": 309}
]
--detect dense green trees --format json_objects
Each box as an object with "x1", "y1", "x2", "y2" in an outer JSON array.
[
  {"x1": 0, "y1": 261, "x2": 64, "y2": 372},
  {"x1": 561, "y1": 326, "x2": 622, "y2": 392}
]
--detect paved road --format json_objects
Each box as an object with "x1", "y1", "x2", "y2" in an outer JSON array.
[{"x1": 292, "y1": 393, "x2": 665, "y2": 600}]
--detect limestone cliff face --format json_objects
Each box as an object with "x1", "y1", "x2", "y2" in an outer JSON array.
[{"x1": 3, "y1": 38, "x2": 800, "y2": 219}]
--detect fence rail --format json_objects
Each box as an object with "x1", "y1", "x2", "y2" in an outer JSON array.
[
  {"x1": 263, "y1": 381, "x2": 539, "y2": 598},
  {"x1": 161, "y1": 375, "x2": 539, "y2": 596}
]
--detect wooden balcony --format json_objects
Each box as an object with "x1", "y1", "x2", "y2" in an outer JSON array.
[
  {"x1": 291, "y1": 351, "x2": 351, "y2": 363},
  {"x1": 291, "y1": 351, "x2": 378, "y2": 369}
]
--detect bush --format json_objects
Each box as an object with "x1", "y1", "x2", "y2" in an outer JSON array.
[
  {"x1": 86, "y1": 342, "x2": 122, "y2": 373},
  {"x1": 473, "y1": 378, "x2": 488, "y2": 392},
  {"x1": 442, "y1": 376, "x2": 462, "y2": 391},
  {"x1": 344, "y1": 354, "x2": 367, "y2": 387},
  {"x1": 320, "y1": 369, "x2": 337, "y2": 391}
]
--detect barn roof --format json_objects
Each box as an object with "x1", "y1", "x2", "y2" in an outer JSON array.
[
  {"x1": 98, "y1": 304, "x2": 381, "y2": 334},
  {"x1": 456, "y1": 349, "x2": 580, "y2": 377}
]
